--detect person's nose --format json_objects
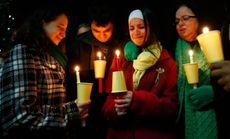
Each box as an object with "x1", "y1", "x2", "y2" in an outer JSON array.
[
  {"x1": 177, "y1": 18, "x2": 187, "y2": 26},
  {"x1": 100, "y1": 33, "x2": 106, "y2": 38},
  {"x1": 133, "y1": 28, "x2": 141, "y2": 35},
  {"x1": 60, "y1": 31, "x2": 66, "y2": 38}
]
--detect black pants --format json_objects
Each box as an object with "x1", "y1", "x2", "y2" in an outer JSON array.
[{"x1": 2, "y1": 127, "x2": 67, "y2": 139}]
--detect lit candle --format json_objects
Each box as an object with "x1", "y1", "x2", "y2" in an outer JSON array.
[
  {"x1": 203, "y1": 26, "x2": 209, "y2": 33},
  {"x1": 115, "y1": 49, "x2": 120, "y2": 58},
  {"x1": 75, "y1": 66, "x2": 81, "y2": 83},
  {"x1": 94, "y1": 51, "x2": 106, "y2": 78},
  {"x1": 94, "y1": 51, "x2": 107, "y2": 94},
  {"x1": 197, "y1": 26, "x2": 224, "y2": 63},
  {"x1": 188, "y1": 49, "x2": 194, "y2": 64},
  {"x1": 115, "y1": 49, "x2": 121, "y2": 70},
  {"x1": 97, "y1": 51, "x2": 102, "y2": 60}
]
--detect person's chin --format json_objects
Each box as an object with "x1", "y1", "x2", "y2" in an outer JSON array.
[
  {"x1": 99, "y1": 40, "x2": 109, "y2": 43},
  {"x1": 54, "y1": 39, "x2": 62, "y2": 46}
]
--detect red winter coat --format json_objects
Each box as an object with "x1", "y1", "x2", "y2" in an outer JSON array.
[{"x1": 102, "y1": 49, "x2": 179, "y2": 139}]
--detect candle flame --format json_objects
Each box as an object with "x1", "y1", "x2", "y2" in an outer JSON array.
[
  {"x1": 188, "y1": 50, "x2": 194, "y2": 57},
  {"x1": 97, "y1": 52, "x2": 102, "y2": 60},
  {"x1": 203, "y1": 27, "x2": 209, "y2": 33},
  {"x1": 75, "y1": 66, "x2": 80, "y2": 72},
  {"x1": 115, "y1": 49, "x2": 120, "y2": 57}
]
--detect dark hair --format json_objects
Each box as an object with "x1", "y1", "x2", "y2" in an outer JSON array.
[
  {"x1": 221, "y1": 8, "x2": 230, "y2": 59},
  {"x1": 13, "y1": 4, "x2": 69, "y2": 52},
  {"x1": 87, "y1": 0, "x2": 114, "y2": 26},
  {"x1": 137, "y1": 8, "x2": 160, "y2": 47},
  {"x1": 175, "y1": 1, "x2": 203, "y2": 21},
  {"x1": 173, "y1": 1, "x2": 205, "y2": 34}
]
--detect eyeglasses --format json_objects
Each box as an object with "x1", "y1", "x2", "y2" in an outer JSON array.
[{"x1": 175, "y1": 15, "x2": 196, "y2": 25}]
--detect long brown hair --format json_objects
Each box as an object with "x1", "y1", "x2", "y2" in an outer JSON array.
[
  {"x1": 139, "y1": 7, "x2": 161, "y2": 48},
  {"x1": 13, "y1": 4, "x2": 69, "y2": 53}
]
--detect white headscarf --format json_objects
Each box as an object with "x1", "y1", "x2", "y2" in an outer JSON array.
[{"x1": 128, "y1": 9, "x2": 143, "y2": 23}]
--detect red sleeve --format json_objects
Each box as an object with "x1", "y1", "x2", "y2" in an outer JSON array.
[
  {"x1": 102, "y1": 55, "x2": 127, "y2": 122},
  {"x1": 130, "y1": 52, "x2": 178, "y2": 121},
  {"x1": 103, "y1": 50, "x2": 178, "y2": 122}
]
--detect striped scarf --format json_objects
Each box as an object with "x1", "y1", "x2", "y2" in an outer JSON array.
[{"x1": 133, "y1": 43, "x2": 162, "y2": 89}]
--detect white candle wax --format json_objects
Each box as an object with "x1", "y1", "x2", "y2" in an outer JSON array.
[
  {"x1": 188, "y1": 49, "x2": 194, "y2": 64},
  {"x1": 75, "y1": 66, "x2": 81, "y2": 83}
]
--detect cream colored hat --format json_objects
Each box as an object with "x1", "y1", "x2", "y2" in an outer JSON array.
[{"x1": 128, "y1": 9, "x2": 143, "y2": 23}]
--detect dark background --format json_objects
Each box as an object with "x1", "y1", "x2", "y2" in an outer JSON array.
[{"x1": 0, "y1": 0, "x2": 229, "y2": 57}]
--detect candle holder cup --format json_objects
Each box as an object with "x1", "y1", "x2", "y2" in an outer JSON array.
[
  {"x1": 197, "y1": 30, "x2": 224, "y2": 63},
  {"x1": 183, "y1": 63, "x2": 199, "y2": 88},
  {"x1": 77, "y1": 82, "x2": 93, "y2": 127},
  {"x1": 111, "y1": 71, "x2": 127, "y2": 98},
  {"x1": 94, "y1": 60, "x2": 107, "y2": 78}
]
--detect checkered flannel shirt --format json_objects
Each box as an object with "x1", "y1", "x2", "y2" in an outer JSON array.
[{"x1": 0, "y1": 44, "x2": 79, "y2": 134}]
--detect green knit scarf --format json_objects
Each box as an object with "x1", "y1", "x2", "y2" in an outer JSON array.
[
  {"x1": 50, "y1": 45, "x2": 67, "y2": 70},
  {"x1": 124, "y1": 41, "x2": 142, "y2": 61},
  {"x1": 175, "y1": 38, "x2": 218, "y2": 139}
]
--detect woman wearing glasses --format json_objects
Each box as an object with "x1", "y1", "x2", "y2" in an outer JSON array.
[{"x1": 174, "y1": 1, "x2": 218, "y2": 139}]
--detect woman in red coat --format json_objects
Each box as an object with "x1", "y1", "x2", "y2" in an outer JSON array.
[{"x1": 102, "y1": 8, "x2": 179, "y2": 139}]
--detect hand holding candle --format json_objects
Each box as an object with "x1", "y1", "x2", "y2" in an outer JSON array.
[
  {"x1": 77, "y1": 82, "x2": 93, "y2": 127},
  {"x1": 197, "y1": 26, "x2": 224, "y2": 63},
  {"x1": 75, "y1": 65, "x2": 92, "y2": 127}
]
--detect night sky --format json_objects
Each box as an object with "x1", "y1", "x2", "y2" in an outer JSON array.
[{"x1": 1, "y1": 0, "x2": 229, "y2": 56}]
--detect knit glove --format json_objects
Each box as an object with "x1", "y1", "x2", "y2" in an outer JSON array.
[
  {"x1": 124, "y1": 41, "x2": 141, "y2": 61},
  {"x1": 187, "y1": 85, "x2": 214, "y2": 110}
]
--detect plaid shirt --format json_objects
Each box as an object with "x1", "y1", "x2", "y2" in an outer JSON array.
[{"x1": 0, "y1": 44, "x2": 79, "y2": 135}]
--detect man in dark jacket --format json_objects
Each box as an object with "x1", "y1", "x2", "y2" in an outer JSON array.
[{"x1": 66, "y1": 1, "x2": 122, "y2": 139}]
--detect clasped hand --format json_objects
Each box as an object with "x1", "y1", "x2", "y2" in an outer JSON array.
[
  {"x1": 75, "y1": 100, "x2": 91, "y2": 119},
  {"x1": 210, "y1": 60, "x2": 230, "y2": 92},
  {"x1": 187, "y1": 85, "x2": 214, "y2": 110},
  {"x1": 114, "y1": 91, "x2": 133, "y2": 116}
]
